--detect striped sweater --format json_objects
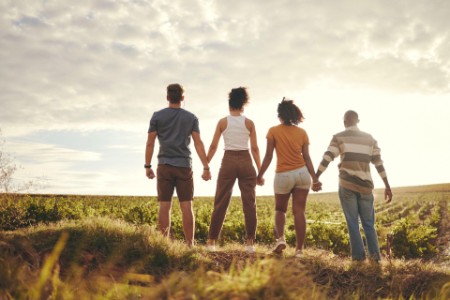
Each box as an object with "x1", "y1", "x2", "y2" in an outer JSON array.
[{"x1": 317, "y1": 126, "x2": 387, "y2": 194}]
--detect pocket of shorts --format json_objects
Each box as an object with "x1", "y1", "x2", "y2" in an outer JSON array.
[{"x1": 275, "y1": 174, "x2": 291, "y2": 190}]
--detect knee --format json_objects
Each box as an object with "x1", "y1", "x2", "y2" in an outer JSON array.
[{"x1": 275, "y1": 207, "x2": 287, "y2": 214}]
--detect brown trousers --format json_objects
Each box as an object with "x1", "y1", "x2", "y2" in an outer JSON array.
[{"x1": 208, "y1": 150, "x2": 257, "y2": 240}]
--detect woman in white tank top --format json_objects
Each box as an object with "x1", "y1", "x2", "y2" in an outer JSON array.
[{"x1": 205, "y1": 87, "x2": 262, "y2": 253}]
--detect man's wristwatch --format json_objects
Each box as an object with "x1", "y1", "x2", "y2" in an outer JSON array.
[{"x1": 144, "y1": 164, "x2": 152, "y2": 169}]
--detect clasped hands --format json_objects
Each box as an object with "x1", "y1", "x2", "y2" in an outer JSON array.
[
  {"x1": 202, "y1": 169, "x2": 212, "y2": 181},
  {"x1": 311, "y1": 181, "x2": 322, "y2": 192}
]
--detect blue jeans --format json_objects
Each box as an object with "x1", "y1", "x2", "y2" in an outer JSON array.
[{"x1": 338, "y1": 186, "x2": 381, "y2": 261}]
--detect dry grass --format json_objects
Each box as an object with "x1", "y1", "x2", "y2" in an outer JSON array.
[
  {"x1": 1, "y1": 183, "x2": 449, "y2": 299},
  {"x1": 1, "y1": 218, "x2": 449, "y2": 300}
]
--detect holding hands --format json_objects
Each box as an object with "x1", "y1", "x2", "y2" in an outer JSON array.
[
  {"x1": 202, "y1": 168, "x2": 212, "y2": 181},
  {"x1": 256, "y1": 175, "x2": 265, "y2": 186},
  {"x1": 311, "y1": 181, "x2": 322, "y2": 192}
]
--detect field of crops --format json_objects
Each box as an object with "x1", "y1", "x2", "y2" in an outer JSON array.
[
  {"x1": 1, "y1": 183, "x2": 449, "y2": 260},
  {"x1": 0, "y1": 183, "x2": 449, "y2": 299}
]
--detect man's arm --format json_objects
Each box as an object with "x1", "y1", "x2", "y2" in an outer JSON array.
[
  {"x1": 372, "y1": 140, "x2": 393, "y2": 202},
  {"x1": 192, "y1": 131, "x2": 211, "y2": 181},
  {"x1": 315, "y1": 135, "x2": 339, "y2": 178},
  {"x1": 145, "y1": 131, "x2": 157, "y2": 179}
]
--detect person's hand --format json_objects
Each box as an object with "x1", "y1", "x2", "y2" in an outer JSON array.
[
  {"x1": 146, "y1": 168, "x2": 155, "y2": 179},
  {"x1": 202, "y1": 169, "x2": 212, "y2": 181},
  {"x1": 257, "y1": 176, "x2": 265, "y2": 186},
  {"x1": 385, "y1": 188, "x2": 393, "y2": 203},
  {"x1": 311, "y1": 181, "x2": 322, "y2": 192}
]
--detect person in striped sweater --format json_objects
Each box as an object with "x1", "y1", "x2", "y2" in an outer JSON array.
[{"x1": 314, "y1": 110, "x2": 393, "y2": 262}]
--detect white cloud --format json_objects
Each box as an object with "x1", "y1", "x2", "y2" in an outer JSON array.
[{"x1": 1, "y1": 0, "x2": 449, "y2": 195}]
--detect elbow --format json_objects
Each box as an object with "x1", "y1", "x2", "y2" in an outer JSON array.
[{"x1": 194, "y1": 140, "x2": 204, "y2": 149}]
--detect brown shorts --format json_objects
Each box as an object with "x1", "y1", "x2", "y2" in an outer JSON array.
[{"x1": 157, "y1": 164, "x2": 193, "y2": 202}]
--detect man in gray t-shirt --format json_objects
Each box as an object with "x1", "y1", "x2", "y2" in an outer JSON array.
[
  {"x1": 145, "y1": 83, "x2": 211, "y2": 247},
  {"x1": 148, "y1": 107, "x2": 199, "y2": 168}
]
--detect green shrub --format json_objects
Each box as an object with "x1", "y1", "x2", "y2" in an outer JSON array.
[{"x1": 391, "y1": 218, "x2": 438, "y2": 258}]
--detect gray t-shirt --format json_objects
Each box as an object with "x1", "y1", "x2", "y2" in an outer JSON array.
[{"x1": 148, "y1": 107, "x2": 200, "y2": 168}]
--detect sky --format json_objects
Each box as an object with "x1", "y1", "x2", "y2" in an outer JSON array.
[{"x1": 1, "y1": 0, "x2": 449, "y2": 197}]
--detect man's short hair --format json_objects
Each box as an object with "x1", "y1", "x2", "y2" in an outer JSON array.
[
  {"x1": 344, "y1": 110, "x2": 359, "y2": 124},
  {"x1": 167, "y1": 83, "x2": 184, "y2": 103}
]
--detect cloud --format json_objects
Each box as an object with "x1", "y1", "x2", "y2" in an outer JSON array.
[
  {"x1": 1, "y1": 0, "x2": 449, "y2": 195},
  {"x1": 8, "y1": 140, "x2": 102, "y2": 164},
  {"x1": 2, "y1": 0, "x2": 449, "y2": 135}
]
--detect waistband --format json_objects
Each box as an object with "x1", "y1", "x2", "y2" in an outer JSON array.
[
  {"x1": 223, "y1": 150, "x2": 250, "y2": 156},
  {"x1": 276, "y1": 165, "x2": 307, "y2": 174}
]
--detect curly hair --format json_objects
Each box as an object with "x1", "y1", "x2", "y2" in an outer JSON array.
[
  {"x1": 277, "y1": 97, "x2": 304, "y2": 125},
  {"x1": 228, "y1": 87, "x2": 249, "y2": 110}
]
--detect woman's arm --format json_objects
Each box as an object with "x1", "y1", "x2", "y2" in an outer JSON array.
[
  {"x1": 257, "y1": 137, "x2": 275, "y2": 185},
  {"x1": 206, "y1": 118, "x2": 225, "y2": 163},
  {"x1": 246, "y1": 119, "x2": 261, "y2": 172},
  {"x1": 302, "y1": 143, "x2": 321, "y2": 190}
]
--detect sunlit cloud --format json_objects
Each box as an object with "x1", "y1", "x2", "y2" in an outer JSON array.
[{"x1": 1, "y1": 0, "x2": 449, "y2": 195}]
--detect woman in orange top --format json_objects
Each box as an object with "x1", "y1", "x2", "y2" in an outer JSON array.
[{"x1": 257, "y1": 98, "x2": 321, "y2": 257}]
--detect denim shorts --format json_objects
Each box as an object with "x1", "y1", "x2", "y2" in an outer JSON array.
[{"x1": 274, "y1": 166, "x2": 311, "y2": 194}]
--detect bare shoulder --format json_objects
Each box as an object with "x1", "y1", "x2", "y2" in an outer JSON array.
[
  {"x1": 244, "y1": 118, "x2": 255, "y2": 131},
  {"x1": 218, "y1": 117, "x2": 228, "y2": 132}
]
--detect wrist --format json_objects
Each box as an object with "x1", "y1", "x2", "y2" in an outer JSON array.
[
  {"x1": 203, "y1": 167, "x2": 210, "y2": 171},
  {"x1": 144, "y1": 164, "x2": 152, "y2": 169}
]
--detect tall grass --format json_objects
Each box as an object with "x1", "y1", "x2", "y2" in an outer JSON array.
[{"x1": 1, "y1": 217, "x2": 449, "y2": 299}]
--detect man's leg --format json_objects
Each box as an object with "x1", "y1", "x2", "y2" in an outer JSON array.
[
  {"x1": 157, "y1": 165, "x2": 175, "y2": 238},
  {"x1": 179, "y1": 200, "x2": 195, "y2": 247},
  {"x1": 158, "y1": 201, "x2": 172, "y2": 237},
  {"x1": 358, "y1": 192, "x2": 381, "y2": 261},
  {"x1": 338, "y1": 186, "x2": 366, "y2": 260},
  {"x1": 175, "y1": 166, "x2": 195, "y2": 247}
]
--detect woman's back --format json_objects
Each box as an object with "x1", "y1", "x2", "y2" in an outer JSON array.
[
  {"x1": 223, "y1": 115, "x2": 250, "y2": 151},
  {"x1": 267, "y1": 124, "x2": 309, "y2": 172}
]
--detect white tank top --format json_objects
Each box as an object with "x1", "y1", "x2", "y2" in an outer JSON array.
[{"x1": 223, "y1": 115, "x2": 250, "y2": 150}]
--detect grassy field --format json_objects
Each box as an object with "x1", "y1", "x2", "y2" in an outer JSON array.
[{"x1": 0, "y1": 183, "x2": 449, "y2": 299}]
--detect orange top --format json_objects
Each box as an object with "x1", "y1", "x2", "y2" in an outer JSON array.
[{"x1": 267, "y1": 124, "x2": 309, "y2": 173}]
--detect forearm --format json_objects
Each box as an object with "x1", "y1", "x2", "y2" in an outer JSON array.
[
  {"x1": 304, "y1": 156, "x2": 318, "y2": 183},
  {"x1": 251, "y1": 147, "x2": 261, "y2": 172},
  {"x1": 206, "y1": 144, "x2": 218, "y2": 163},
  {"x1": 195, "y1": 141, "x2": 210, "y2": 169},
  {"x1": 382, "y1": 177, "x2": 391, "y2": 190},
  {"x1": 258, "y1": 153, "x2": 272, "y2": 179},
  {"x1": 145, "y1": 142, "x2": 155, "y2": 165}
]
